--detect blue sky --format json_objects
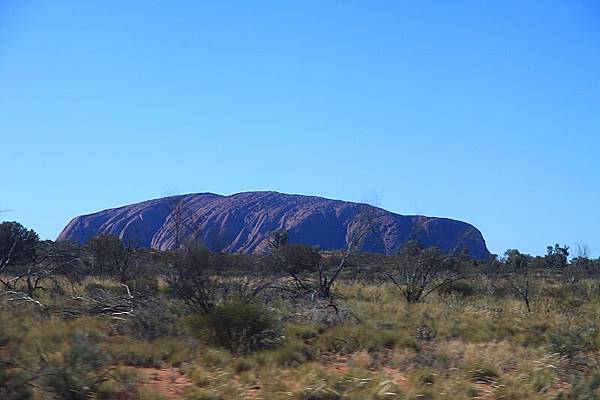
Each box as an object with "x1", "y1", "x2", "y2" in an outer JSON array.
[{"x1": 1, "y1": 1, "x2": 599, "y2": 257}]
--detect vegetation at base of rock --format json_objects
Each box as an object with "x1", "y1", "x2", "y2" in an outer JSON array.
[{"x1": 2, "y1": 221, "x2": 600, "y2": 398}]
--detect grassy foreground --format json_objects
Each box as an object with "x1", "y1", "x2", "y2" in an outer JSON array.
[{"x1": 3, "y1": 272, "x2": 600, "y2": 400}]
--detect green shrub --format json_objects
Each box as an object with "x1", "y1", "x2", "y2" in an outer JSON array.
[
  {"x1": 548, "y1": 322, "x2": 597, "y2": 363},
  {"x1": 187, "y1": 301, "x2": 281, "y2": 353},
  {"x1": 43, "y1": 331, "x2": 109, "y2": 400},
  {"x1": 0, "y1": 368, "x2": 33, "y2": 400},
  {"x1": 274, "y1": 341, "x2": 313, "y2": 366},
  {"x1": 126, "y1": 299, "x2": 179, "y2": 340},
  {"x1": 557, "y1": 370, "x2": 600, "y2": 399},
  {"x1": 1, "y1": 319, "x2": 33, "y2": 400}
]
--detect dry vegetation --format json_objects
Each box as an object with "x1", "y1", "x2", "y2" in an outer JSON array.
[{"x1": 2, "y1": 221, "x2": 600, "y2": 399}]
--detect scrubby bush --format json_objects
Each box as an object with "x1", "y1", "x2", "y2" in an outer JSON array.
[
  {"x1": 43, "y1": 331, "x2": 110, "y2": 400},
  {"x1": 1, "y1": 321, "x2": 33, "y2": 400},
  {"x1": 187, "y1": 301, "x2": 281, "y2": 353},
  {"x1": 126, "y1": 298, "x2": 180, "y2": 340},
  {"x1": 386, "y1": 240, "x2": 459, "y2": 304},
  {"x1": 0, "y1": 221, "x2": 39, "y2": 267},
  {"x1": 548, "y1": 322, "x2": 598, "y2": 364},
  {"x1": 274, "y1": 341, "x2": 314, "y2": 366},
  {"x1": 165, "y1": 242, "x2": 221, "y2": 313},
  {"x1": 558, "y1": 370, "x2": 600, "y2": 399},
  {"x1": 0, "y1": 368, "x2": 33, "y2": 400}
]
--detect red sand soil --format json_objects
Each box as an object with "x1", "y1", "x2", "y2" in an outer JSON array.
[{"x1": 137, "y1": 367, "x2": 191, "y2": 400}]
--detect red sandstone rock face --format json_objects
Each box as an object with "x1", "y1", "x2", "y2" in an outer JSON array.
[{"x1": 57, "y1": 191, "x2": 491, "y2": 259}]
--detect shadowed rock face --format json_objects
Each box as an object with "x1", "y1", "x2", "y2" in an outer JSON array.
[{"x1": 57, "y1": 191, "x2": 491, "y2": 259}]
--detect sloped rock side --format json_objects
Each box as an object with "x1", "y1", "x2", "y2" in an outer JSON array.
[{"x1": 57, "y1": 191, "x2": 491, "y2": 259}]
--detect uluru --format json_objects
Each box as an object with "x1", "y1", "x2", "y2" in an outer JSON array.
[{"x1": 57, "y1": 191, "x2": 491, "y2": 259}]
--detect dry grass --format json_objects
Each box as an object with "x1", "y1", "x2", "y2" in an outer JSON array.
[{"x1": 4, "y1": 275, "x2": 600, "y2": 399}]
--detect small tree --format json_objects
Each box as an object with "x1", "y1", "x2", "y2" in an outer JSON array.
[
  {"x1": 272, "y1": 241, "x2": 323, "y2": 295},
  {"x1": 0, "y1": 221, "x2": 39, "y2": 272},
  {"x1": 266, "y1": 236, "x2": 362, "y2": 299},
  {"x1": 386, "y1": 240, "x2": 459, "y2": 304},
  {"x1": 544, "y1": 243, "x2": 570, "y2": 270},
  {"x1": 0, "y1": 240, "x2": 91, "y2": 311},
  {"x1": 566, "y1": 243, "x2": 592, "y2": 284},
  {"x1": 19, "y1": 240, "x2": 90, "y2": 295},
  {"x1": 264, "y1": 203, "x2": 382, "y2": 299},
  {"x1": 503, "y1": 249, "x2": 533, "y2": 312},
  {"x1": 87, "y1": 234, "x2": 149, "y2": 282},
  {"x1": 166, "y1": 242, "x2": 221, "y2": 313}
]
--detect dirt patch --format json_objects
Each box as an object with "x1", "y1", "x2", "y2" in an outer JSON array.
[{"x1": 137, "y1": 367, "x2": 191, "y2": 400}]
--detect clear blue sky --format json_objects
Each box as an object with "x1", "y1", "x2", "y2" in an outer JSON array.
[{"x1": 1, "y1": 1, "x2": 599, "y2": 257}]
